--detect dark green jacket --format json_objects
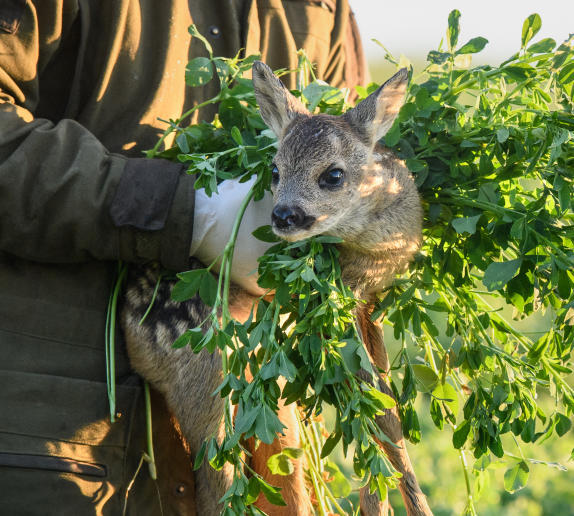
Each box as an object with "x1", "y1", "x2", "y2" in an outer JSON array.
[{"x1": 0, "y1": 1, "x2": 365, "y2": 514}]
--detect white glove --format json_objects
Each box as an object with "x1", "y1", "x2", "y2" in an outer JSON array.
[{"x1": 190, "y1": 177, "x2": 274, "y2": 296}]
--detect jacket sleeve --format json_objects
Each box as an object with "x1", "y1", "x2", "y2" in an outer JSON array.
[{"x1": 0, "y1": 13, "x2": 195, "y2": 272}]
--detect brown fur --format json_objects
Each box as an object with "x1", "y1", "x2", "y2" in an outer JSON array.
[{"x1": 253, "y1": 61, "x2": 432, "y2": 515}]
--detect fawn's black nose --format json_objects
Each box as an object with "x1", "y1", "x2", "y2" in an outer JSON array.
[{"x1": 272, "y1": 205, "x2": 306, "y2": 229}]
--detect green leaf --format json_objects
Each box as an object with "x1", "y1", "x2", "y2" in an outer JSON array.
[
  {"x1": 558, "y1": 61, "x2": 574, "y2": 85},
  {"x1": 300, "y1": 266, "x2": 318, "y2": 283},
  {"x1": 453, "y1": 420, "x2": 471, "y2": 448},
  {"x1": 259, "y1": 479, "x2": 287, "y2": 506},
  {"x1": 172, "y1": 269, "x2": 206, "y2": 301},
  {"x1": 447, "y1": 10, "x2": 461, "y2": 51},
  {"x1": 303, "y1": 81, "x2": 344, "y2": 111},
  {"x1": 325, "y1": 461, "x2": 352, "y2": 497},
  {"x1": 473, "y1": 454, "x2": 492, "y2": 472},
  {"x1": 252, "y1": 225, "x2": 280, "y2": 243},
  {"x1": 282, "y1": 447, "x2": 304, "y2": 459},
  {"x1": 260, "y1": 355, "x2": 280, "y2": 382},
  {"x1": 385, "y1": 121, "x2": 401, "y2": 147},
  {"x1": 497, "y1": 127, "x2": 509, "y2": 143},
  {"x1": 488, "y1": 434, "x2": 504, "y2": 458},
  {"x1": 246, "y1": 476, "x2": 261, "y2": 505},
  {"x1": 457, "y1": 37, "x2": 488, "y2": 55},
  {"x1": 555, "y1": 413, "x2": 572, "y2": 437},
  {"x1": 255, "y1": 404, "x2": 286, "y2": 444},
  {"x1": 405, "y1": 158, "x2": 427, "y2": 173},
  {"x1": 267, "y1": 452, "x2": 294, "y2": 476},
  {"x1": 199, "y1": 271, "x2": 218, "y2": 306},
  {"x1": 504, "y1": 461, "x2": 530, "y2": 493},
  {"x1": 185, "y1": 57, "x2": 213, "y2": 87},
  {"x1": 277, "y1": 351, "x2": 298, "y2": 382},
  {"x1": 433, "y1": 382, "x2": 459, "y2": 418},
  {"x1": 521, "y1": 14, "x2": 542, "y2": 48},
  {"x1": 230, "y1": 126, "x2": 243, "y2": 145},
  {"x1": 427, "y1": 50, "x2": 450, "y2": 64},
  {"x1": 314, "y1": 235, "x2": 343, "y2": 244},
  {"x1": 321, "y1": 431, "x2": 342, "y2": 458},
  {"x1": 172, "y1": 328, "x2": 204, "y2": 349},
  {"x1": 510, "y1": 218, "x2": 525, "y2": 239},
  {"x1": 412, "y1": 364, "x2": 439, "y2": 392},
  {"x1": 234, "y1": 405, "x2": 260, "y2": 434},
  {"x1": 193, "y1": 440, "x2": 207, "y2": 470},
  {"x1": 483, "y1": 259, "x2": 523, "y2": 291},
  {"x1": 212, "y1": 58, "x2": 231, "y2": 82},
  {"x1": 176, "y1": 133, "x2": 190, "y2": 153},
  {"x1": 365, "y1": 388, "x2": 396, "y2": 411},
  {"x1": 527, "y1": 37, "x2": 556, "y2": 53},
  {"x1": 452, "y1": 215, "x2": 481, "y2": 235},
  {"x1": 430, "y1": 398, "x2": 444, "y2": 429}
]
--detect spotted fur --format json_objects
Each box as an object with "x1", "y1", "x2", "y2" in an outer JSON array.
[{"x1": 121, "y1": 261, "x2": 310, "y2": 515}]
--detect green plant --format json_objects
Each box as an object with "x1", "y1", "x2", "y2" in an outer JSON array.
[{"x1": 145, "y1": 12, "x2": 573, "y2": 515}]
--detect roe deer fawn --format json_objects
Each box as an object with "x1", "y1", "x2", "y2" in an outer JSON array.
[
  {"x1": 251, "y1": 60, "x2": 432, "y2": 516},
  {"x1": 121, "y1": 64, "x2": 432, "y2": 516}
]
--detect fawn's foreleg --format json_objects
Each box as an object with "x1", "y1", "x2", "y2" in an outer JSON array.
[{"x1": 244, "y1": 401, "x2": 311, "y2": 516}]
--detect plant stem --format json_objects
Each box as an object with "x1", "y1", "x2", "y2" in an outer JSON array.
[
  {"x1": 139, "y1": 271, "x2": 163, "y2": 325},
  {"x1": 106, "y1": 262, "x2": 127, "y2": 423},
  {"x1": 148, "y1": 95, "x2": 222, "y2": 157},
  {"x1": 144, "y1": 381, "x2": 158, "y2": 479},
  {"x1": 459, "y1": 449, "x2": 475, "y2": 511},
  {"x1": 220, "y1": 183, "x2": 258, "y2": 317},
  {"x1": 299, "y1": 417, "x2": 348, "y2": 515}
]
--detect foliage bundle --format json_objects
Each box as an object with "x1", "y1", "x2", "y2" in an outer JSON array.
[{"x1": 149, "y1": 12, "x2": 573, "y2": 515}]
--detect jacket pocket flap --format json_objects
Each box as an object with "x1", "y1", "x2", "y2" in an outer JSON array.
[{"x1": 0, "y1": 452, "x2": 107, "y2": 477}]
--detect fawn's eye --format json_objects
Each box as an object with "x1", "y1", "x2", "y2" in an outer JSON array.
[
  {"x1": 271, "y1": 164, "x2": 280, "y2": 186},
  {"x1": 319, "y1": 168, "x2": 344, "y2": 189}
]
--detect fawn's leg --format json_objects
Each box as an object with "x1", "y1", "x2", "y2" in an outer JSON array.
[
  {"x1": 356, "y1": 304, "x2": 433, "y2": 516},
  {"x1": 240, "y1": 371, "x2": 311, "y2": 516}
]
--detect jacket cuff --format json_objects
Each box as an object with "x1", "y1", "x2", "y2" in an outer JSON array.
[{"x1": 110, "y1": 158, "x2": 195, "y2": 272}]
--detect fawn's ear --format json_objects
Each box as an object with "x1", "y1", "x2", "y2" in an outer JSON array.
[
  {"x1": 252, "y1": 61, "x2": 309, "y2": 139},
  {"x1": 343, "y1": 68, "x2": 408, "y2": 147}
]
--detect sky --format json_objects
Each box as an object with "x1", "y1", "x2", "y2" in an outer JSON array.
[{"x1": 350, "y1": 1, "x2": 574, "y2": 80}]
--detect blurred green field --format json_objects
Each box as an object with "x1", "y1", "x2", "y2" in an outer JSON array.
[{"x1": 329, "y1": 337, "x2": 573, "y2": 515}]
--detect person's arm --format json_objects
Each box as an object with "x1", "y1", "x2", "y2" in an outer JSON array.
[{"x1": 0, "y1": 8, "x2": 195, "y2": 272}]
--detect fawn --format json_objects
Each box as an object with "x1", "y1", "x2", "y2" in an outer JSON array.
[
  {"x1": 121, "y1": 63, "x2": 432, "y2": 515},
  {"x1": 252, "y1": 61, "x2": 431, "y2": 515}
]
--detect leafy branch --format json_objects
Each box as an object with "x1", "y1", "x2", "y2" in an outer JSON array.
[{"x1": 153, "y1": 11, "x2": 573, "y2": 514}]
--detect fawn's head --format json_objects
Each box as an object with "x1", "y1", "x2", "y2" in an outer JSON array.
[{"x1": 252, "y1": 61, "x2": 415, "y2": 252}]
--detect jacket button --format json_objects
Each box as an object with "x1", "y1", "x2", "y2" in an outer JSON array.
[
  {"x1": 175, "y1": 483, "x2": 187, "y2": 496},
  {"x1": 209, "y1": 25, "x2": 221, "y2": 38}
]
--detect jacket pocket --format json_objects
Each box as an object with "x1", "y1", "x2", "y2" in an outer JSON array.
[
  {"x1": 0, "y1": 0, "x2": 26, "y2": 34},
  {"x1": 282, "y1": 0, "x2": 336, "y2": 75},
  {"x1": 0, "y1": 370, "x2": 141, "y2": 516}
]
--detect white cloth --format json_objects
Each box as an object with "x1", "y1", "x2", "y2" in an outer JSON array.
[{"x1": 190, "y1": 177, "x2": 274, "y2": 295}]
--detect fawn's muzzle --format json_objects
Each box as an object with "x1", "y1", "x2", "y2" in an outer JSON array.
[{"x1": 272, "y1": 205, "x2": 315, "y2": 231}]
